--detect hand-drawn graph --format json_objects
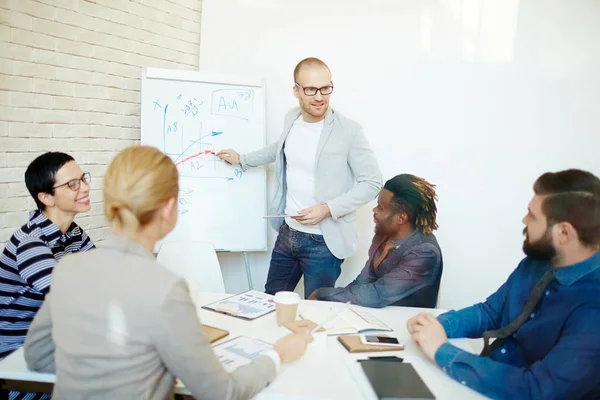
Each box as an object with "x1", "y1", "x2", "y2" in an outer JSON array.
[
  {"x1": 141, "y1": 69, "x2": 267, "y2": 252},
  {"x1": 151, "y1": 89, "x2": 254, "y2": 214}
]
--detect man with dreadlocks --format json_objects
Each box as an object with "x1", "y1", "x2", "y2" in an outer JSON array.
[{"x1": 308, "y1": 174, "x2": 443, "y2": 308}]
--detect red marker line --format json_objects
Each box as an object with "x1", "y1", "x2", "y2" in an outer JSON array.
[{"x1": 175, "y1": 150, "x2": 216, "y2": 166}]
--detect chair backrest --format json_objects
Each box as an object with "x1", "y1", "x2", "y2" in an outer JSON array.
[{"x1": 156, "y1": 241, "x2": 226, "y2": 293}]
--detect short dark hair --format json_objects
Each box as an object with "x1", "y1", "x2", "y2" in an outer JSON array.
[
  {"x1": 293, "y1": 57, "x2": 330, "y2": 82},
  {"x1": 25, "y1": 152, "x2": 75, "y2": 210},
  {"x1": 384, "y1": 174, "x2": 439, "y2": 234},
  {"x1": 534, "y1": 169, "x2": 600, "y2": 247}
]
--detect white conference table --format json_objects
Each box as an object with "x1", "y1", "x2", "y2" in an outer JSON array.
[{"x1": 0, "y1": 292, "x2": 489, "y2": 400}]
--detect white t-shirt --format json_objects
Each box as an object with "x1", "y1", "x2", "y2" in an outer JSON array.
[{"x1": 284, "y1": 117, "x2": 324, "y2": 234}]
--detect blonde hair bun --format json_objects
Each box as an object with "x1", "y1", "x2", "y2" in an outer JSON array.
[{"x1": 104, "y1": 145, "x2": 179, "y2": 233}]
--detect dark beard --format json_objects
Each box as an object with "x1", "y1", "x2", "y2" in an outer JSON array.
[{"x1": 523, "y1": 227, "x2": 557, "y2": 261}]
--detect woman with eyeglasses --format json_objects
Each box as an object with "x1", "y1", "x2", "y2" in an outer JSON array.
[
  {"x1": 23, "y1": 145, "x2": 312, "y2": 400},
  {"x1": 0, "y1": 152, "x2": 94, "y2": 399}
]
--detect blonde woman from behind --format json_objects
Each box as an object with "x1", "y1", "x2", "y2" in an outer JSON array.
[{"x1": 23, "y1": 145, "x2": 313, "y2": 400}]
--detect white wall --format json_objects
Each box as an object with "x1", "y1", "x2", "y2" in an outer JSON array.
[
  {"x1": 0, "y1": 0, "x2": 202, "y2": 244},
  {"x1": 200, "y1": 0, "x2": 600, "y2": 309}
]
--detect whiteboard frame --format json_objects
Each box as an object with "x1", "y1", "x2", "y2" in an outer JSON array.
[{"x1": 140, "y1": 67, "x2": 269, "y2": 252}]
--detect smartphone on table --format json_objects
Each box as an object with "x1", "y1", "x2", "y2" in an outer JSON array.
[{"x1": 359, "y1": 335, "x2": 404, "y2": 347}]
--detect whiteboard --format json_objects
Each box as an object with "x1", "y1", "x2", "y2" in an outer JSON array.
[
  {"x1": 198, "y1": 0, "x2": 600, "y2": 303},
  {"x1": 141, "y1": 68, "x2": 267, "y2": 251}
]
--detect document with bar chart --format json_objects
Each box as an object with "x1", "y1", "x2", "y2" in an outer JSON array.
[
  {"x1": 202, "y1": 290, "x2": 276, "y2": 320},
  {"x1": 213, "y1": 336, "x2": 272, "y2": 372}
]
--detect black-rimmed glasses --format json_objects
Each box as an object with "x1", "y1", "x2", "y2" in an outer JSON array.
[
  {"x1": 295, "y1": 82, "x2": 334, "y2": 96},
  {"x1": 53, "y1": 172, "x2": 91, "y2": 191}
]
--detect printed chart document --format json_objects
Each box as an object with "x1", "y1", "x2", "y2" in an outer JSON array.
[
  {"x1": 213, "y1": 336, "x2": 273, "y2": 372},
  {"x1": 300, "y1": 307, "x2": 392, "y2": 335},
  {"x1": 202, "y1": 290, "x2": 275, "y2": 320},
  {"x1": 176, "y1": 336, "x2": 271, "y2": 388}
]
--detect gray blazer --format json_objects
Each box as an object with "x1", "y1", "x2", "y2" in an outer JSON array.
[
  {"x1": 241, "y1": 107, "x2": 382, "y2": 259},
  {"x1": 23, "y1": 235, "x2": 276, "y2": 400}
]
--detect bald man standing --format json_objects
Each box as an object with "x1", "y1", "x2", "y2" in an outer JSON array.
[{"x1": 218, "y1": 57, "x2": 382, "y2": 298}]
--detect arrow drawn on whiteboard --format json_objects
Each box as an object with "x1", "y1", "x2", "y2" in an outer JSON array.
[{"x1": 201, "y1": 131, "x2": 223, "y2": 139}]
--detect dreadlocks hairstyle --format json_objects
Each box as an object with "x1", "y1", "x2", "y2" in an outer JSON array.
[{"x1": 384, "y1": 174, "x2": 439, "y2": 235}]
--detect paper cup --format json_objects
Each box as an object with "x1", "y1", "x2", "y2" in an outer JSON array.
[{"x1": 274, "y1": 291, "x2": 300, "y2": 326}]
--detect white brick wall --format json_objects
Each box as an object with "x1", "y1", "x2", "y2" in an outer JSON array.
[{"x1": 0, "y1": 0, "x2": 202, "y2": 244}]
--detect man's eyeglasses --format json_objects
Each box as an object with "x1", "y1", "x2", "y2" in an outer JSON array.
[
  {"x1": 295, "y1": 82, "x2": 334, "y2": 96},
  {"x1": 53, "y1": 172, "x2": 91, "y2": 191}
]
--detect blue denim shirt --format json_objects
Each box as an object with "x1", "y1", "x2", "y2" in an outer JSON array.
[
  {"x1": 435, "y1": 251, "x2": 600, "y2": 400},
  {"x1": 315, "y1": 230, "x2": 443, "y2": 308}
]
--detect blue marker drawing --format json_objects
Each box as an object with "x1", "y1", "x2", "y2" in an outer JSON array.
[
  {"x1": 153, "y1": 99, "x2": 162, "y2": 111},
  {"x1": 162, "y1": 104, "x2": 169, "y2": 153},
  {"x1": 179, "y1": 198, "x2": 192, "y2": 206},
  {"x1": 167, "y1": 121, "x2": 179, "y2": 134},
  {"x1": 179, "y1": 188, "x2": 194, "y2": 195},
  {"x1": 234, "y1": 169, "x2": 243, "y2": 179},
  {"x1": 211, "y1": 89, "x2": 253, "y2": 120},
  {"x1": 201, "y1": 131, "x2": 223, "y2": 140}
]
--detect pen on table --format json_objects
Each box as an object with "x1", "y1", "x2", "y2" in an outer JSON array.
[{"x1": 309, "y1": 301, "x2": 351, "y2": 335}]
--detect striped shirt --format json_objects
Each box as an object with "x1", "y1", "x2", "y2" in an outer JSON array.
[{"x1": 0, "y1": 210, "x2": 94, "y2": 361}]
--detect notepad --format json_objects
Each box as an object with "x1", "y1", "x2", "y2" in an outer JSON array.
[
  {"x1": 338, "y1": 335, "x2": 404, "y2": 353},
  {"x1": 202, "y1": 290, "x2": 276, "y2": 320},
  {"x1": 201, "y1": 324, "x2": 229, "y2": 343},
  {"x1": 299, "y1": 307, "x2": 392, "y2": 335},
  {"x1": 360, "y1": 361, "x2": 435, "y2": 399}
]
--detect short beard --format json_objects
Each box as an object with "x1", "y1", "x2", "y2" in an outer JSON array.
[
  {"x1": 374, "y1": 214, "x2": 395, "y2": 236},
  {"x1": 300, "y1": 101, "x2": 327, "y2": 119},
  {"x1": 523, "y1": 227, "x2": 557, "y2": 262}
]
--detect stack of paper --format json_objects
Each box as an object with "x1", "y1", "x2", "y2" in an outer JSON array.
[{"x1": 299, "y1": 307, "x2": 392, "y2": 335}]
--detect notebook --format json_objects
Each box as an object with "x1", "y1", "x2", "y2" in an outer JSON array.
[
  {"x1": 360, "y1": 360, "x2": 436, "y2": 399},
  {"x1": 202, "y1": 324, "x2": 229, "y2": 343},
  {"x1": 299, "y1": 307, "x2": 392, "y2": 335},
  {"x1": 338, "y1": 335, "x2": 404, "y2": 353}
]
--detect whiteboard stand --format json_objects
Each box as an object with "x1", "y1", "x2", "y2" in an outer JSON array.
[{"x1": 242, "y1": 251, "x2": 254, "y2": 290}]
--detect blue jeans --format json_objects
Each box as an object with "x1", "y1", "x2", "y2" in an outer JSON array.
[{"x1": 265, "y1": 223, "x2": 343, "y2": 298}]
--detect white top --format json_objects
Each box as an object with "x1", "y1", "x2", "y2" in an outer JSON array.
[{"x1": 284, "y1": 117, "x2": 324, "y2": 234}]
